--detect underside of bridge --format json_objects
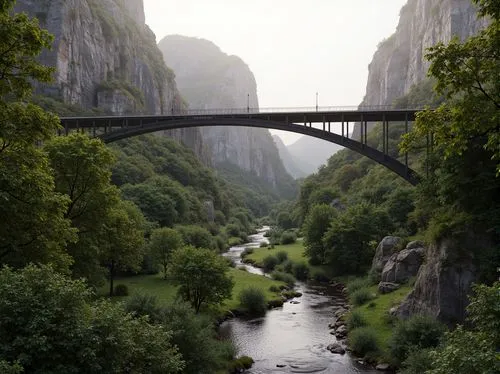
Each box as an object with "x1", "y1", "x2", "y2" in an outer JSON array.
[{"x1": 59, "y1": 114, "x2": 420, "y2": 185}]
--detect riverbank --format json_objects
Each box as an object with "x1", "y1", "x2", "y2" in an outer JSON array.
[{"x1": 103, "y1": 267, "x2": 285, "y2": 313}]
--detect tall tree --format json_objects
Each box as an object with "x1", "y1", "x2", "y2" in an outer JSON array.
[
  {"x1": 169, "y1": 246, "x2": 233, "y2": 313},
  {"x1": 100, "y1": 201, "x2": 146, "y2": 296},
  {"x1": 45, "y1": 133, "x2": 120, "y2": 284},
  {"x1": 149, "y1": 227, "x2": 183, "y2": 279},
  {"x1": 0, "y1": 0, "x2": 75, "y2": 268}
]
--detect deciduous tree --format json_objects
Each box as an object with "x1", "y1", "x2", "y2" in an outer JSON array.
[
  {"x1": 169, "y1": 246, "x2": 233, "y2": 313},
  {"x1": 149, "y1": 227, "x2": 183, "y2": 279}
]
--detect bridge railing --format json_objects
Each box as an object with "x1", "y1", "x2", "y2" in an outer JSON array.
[{"x1": 60, "y1": 105, "x2": 427, "y2": 119}]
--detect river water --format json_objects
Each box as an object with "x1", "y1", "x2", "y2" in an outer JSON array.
[{"x1": 220, "y1": 228, "x2": 381, "y2": 373}]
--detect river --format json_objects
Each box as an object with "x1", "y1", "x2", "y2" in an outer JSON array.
[{"x1": 220, "y1": 228, "x2": 381, "y2": 373}]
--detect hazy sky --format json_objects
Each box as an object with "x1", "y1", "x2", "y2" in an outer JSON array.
[{"x1": 143, "y1": 0, "x2": 407, "y2": 144}]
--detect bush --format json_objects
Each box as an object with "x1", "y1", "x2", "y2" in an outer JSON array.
[
  {"x1": 114, "y1": 284, "x2": 129, "y2": 296},
  {"x1": 276, "y1": 250, "x2": 288, "y2": 263},
  {"x1": 270, "y1": 271, "x2": 296, "y2": 286},
  {"x1": 239, "y1": 287, "x2": 267, "y2": 316},
  {"x1": 311, "y1": 269, "x2": 330, "y2": 282},
  {"x1": 389, "y1": 315, "x2": 446, "y2": 364},
  {"x1": 348, "y1": 327, "x2": 380, "y2": 357},
  {"x1": 350, "y1": 287, "x2": 375, "y2": 306},
  {"x1": 400, "y1": 347, "x2": 433, "y2": 374},
  {"x1": 237, "y1": 266, "x2": 248, "y2": 272},
  {"x1": 269, "y1": 285, "x2": 280, "y2": 293},
  {"x1": 241, "y1": 248, "x2": 254, "y2": 258},
  {"x1": 292, "y1": 262, "x2": 310, "y2": 281},
  {"x1": 262, "y1": 255, "x2": 279, "y2": 272},
  {"x1": 259, "y1": 241, "x2": 268, "y2": 248},
  {"x1": 267, "y1": 299, "x2": 284, "y2": 308},
  {"x1": 282, "y1": 259, "x2": 294, "y2": 274},
  {"x1": 346, "y1": 310, "x2": 368, "y2": 331},
  {"x1": 228, "y1": 237, "x2": 244, "y2": 247},
  {"x1": 346, "y1": 277, "x2": 372, "y2": 294},
  {"x1": 280, "y1": 231, "x2": 296, "y2": 244},
  {"x1": 125, "y1": 292, "x2": 161, "y2": 321}
]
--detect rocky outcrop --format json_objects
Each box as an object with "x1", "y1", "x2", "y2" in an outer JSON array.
[
  {"x1": 370, "y1": 236, "x2": 402, "y2": 281},
  {"x1": 396, "y1": 238, "x2": 478, "y2": 324},
  {"x1": 353, "y1": 0, "x2": 487, "y2": 138},
  {"x1": 15, "y1": 0, "x2": 207, "y2": 160},
  {"x1": 158, "y1": 35, "x2": 296, "y2": 196},
  {"x1": 381, "y1": 242, "x2": 425, "y2": 283}
]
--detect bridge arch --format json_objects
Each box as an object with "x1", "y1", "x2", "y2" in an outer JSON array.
[{"x1": 96, "y1": 117, "x2": 420, "y2": 185}]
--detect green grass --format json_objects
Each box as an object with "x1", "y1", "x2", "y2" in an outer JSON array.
[
  {"x1": 350, "y1": 284, "x2": 412, "y2": 358},
  {"x1": 102, "y1": 268, "x2": 284, "y2": 312},
  {"x1": 247, "y1": 241, "x2": 307, "y2": 264},
  {"x1": 245, "y1": 241, "x2": 335, "y2": 279}
]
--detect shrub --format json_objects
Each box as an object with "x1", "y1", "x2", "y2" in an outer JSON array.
[
  {"x1": 346, "y1": 310, "x2": 368, "y2": 331},
  {"x1": 124, "y1": 292, "x2": 162, "y2": 321},
  {"x1": 389, "y1": 315, "x2": 446, "y2": 364},
  {"x1": 270, "y1": 271, "x2": 296, "y2": 286},
  {"x1": 241, "y1": 248, "x2": 254, "y2": 257},
  {"x1": 292, "y1": 262, "x2": 310, "y2": 281},
  {"x1": 348, "y1": 327, "x2": 380, "y2": 357},
  {"x1": 262, "y1": 255, "x2": 279, "y2": 272},
  {"x1": 267, "y1": 299, "x2": 284, "y2": 308},
  {"x1": 269, "y1": 285, "x2": 280, "y2": 293},
  {"x1": 259, "y1": 241, "x2": 268, "y2": 248},
  {"x1": 367, "y1": 301, "x2": 377, "y2": 309},
  {"x1": 239, "y1": 287, "x2": 267, "y2": 316},
  {"x1": 282, "y1": 259, "x2": 294, "y2": 274},
  {"x1": 280, "y1": 231, "x2": 296, "y2": 244},
  {"x1": 228, "y1": 237, "x2": 244, "y2": 247},
  {"x1": 400, "y1": 347, "x2": 433, "y2": 374},
  {"x1": 276, "y1": 250, "x2": 288, "y2": 263},
  {"x1": 350, "y1": 287, "x2": 375, "y2": 306},
  {"x1": 311, "y1": 269, "x2": 330, "y2": 282},
  {"x1": 114, "y1": 284, "x2": 129, "y2": 296},
  {"x1": 346, "y1": 277, "x2": 372, "y2": 294}
]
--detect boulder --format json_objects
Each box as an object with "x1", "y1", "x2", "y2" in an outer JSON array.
[
  {"x1": 376, "y1": 363, "x2": 390, "y2": 370},
  {"x1": 335, "y1": 325, "x2": 347, "y2": 338},
  {"x1": 397, "y1": 237, "x2": 480, "y2": 325},
  {"x1": 370, "y1": 236, "x2": 402, "y2": 281},
  {"x1": 381, "y1": 245, "x2": 425, "y2": 283},
  {"x1": 378, "y1": 282, "x2": 400, "y2": 294},
  {"x1": 327, "y1": 342, "x2": 346, "y2": 354}
]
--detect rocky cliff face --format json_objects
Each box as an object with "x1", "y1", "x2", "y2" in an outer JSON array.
[
  {"x1": 15, "y1": 0, "x2": 207, "y2": 160},
  {"x1": 158, "y1": 35, "x2": 296, "y2": 196},
  {"x1": 353, "y1": 0, "x2": 486, "y2": 138}
]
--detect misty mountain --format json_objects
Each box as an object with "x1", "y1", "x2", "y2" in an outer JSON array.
[
  {"x1": 287, "y1": 136, "x2": 343, "y2": 176},
  {"x1": 158, "y1": 35, "x2": 297, "y2": 198},
  {"x1": 272, "y1": 135, "x2": 308, "y2": 179}
]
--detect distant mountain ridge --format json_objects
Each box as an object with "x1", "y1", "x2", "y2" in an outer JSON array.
[
  {"x1": 285, "y1": 136, "x2": 343, "y2": 176},
  {"x1": 158, "y1": 35, "x2": 297, "y2": 198}
]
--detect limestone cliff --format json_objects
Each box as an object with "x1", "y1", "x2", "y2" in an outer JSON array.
[
  {"x1": 15, "y1": 0, "x2": 207, "y2": 160},
  {"x1": 353, "y1": 0, "x2": 486, "y2": 138},
  {"x1": 158, "y1": 35, "x2": 297, "y2": 197}
]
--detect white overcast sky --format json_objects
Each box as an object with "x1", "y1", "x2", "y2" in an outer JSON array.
[{"x1": 143, "y1": 0, "x2": 407, "y2": 144}]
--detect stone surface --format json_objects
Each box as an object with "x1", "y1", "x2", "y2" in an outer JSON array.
[
  {"x1": 158, "y1": 35, "x2": 297, "y2": 197},
  {"x1": 397, "y1": 238, "x2": 479, "y2": 324},
  {"x1": 378, "y1": 282, "x2": 401, "y2": 294},
  {"x1": 370, "y1": 236, "x2": 402, "y2": 281},
  {"x1": 15, "y1": 0, "x2": 208, "y2": 161},
  {"x1": 376, "y1": 363, "x2": 390, "y2": 370},
  {"x1": 327, "y1": 343, "x2": 346, "y2": 355},
  {"x1": 353, "y1": 0, "x2": 487, "y2": 138},
  {"x1": 381, "y1": 246, "x2": 425, "y2": 283}
]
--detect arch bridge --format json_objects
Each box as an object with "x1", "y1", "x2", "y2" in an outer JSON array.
[{"x1": 60, "y1": 107, "x2": 421, "y2": 185}]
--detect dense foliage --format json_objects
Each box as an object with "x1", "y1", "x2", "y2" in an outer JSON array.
[{"x1": 0, "y1": 265, "x2": 184, "y2": 373}]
